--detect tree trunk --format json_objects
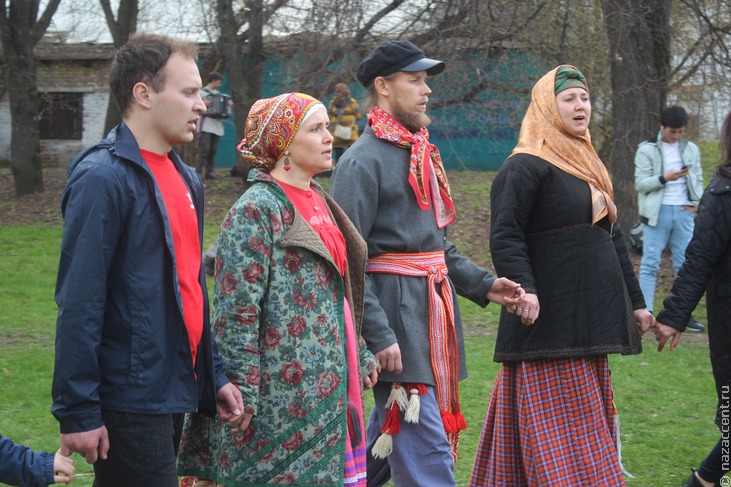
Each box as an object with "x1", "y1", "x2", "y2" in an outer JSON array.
[
  {"x1": 0, "y1": 0, "x2": 61, "y2": 196},
  {"x1": 100, "y1": 0, "x2": 138, "y2": 136},
  {"x1": 7, "y1": 50, "x2": 42, "y2": 195},
  {"x1": 245, "y1": 0, "x2": 265, "y2": 129},
  {"x1": 216, "y1": 0, "x2": 265, "y2": 148},
  {"x1": 601, "y1": 0, "x2": 672, "y2": 233}
]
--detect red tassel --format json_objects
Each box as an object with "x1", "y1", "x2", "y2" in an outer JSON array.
[
  {"x1": 382, "y1": 402, "x2": 402, "y2": 435},
  {"x1": 454, "y1": 409, "x2": 467, "y2": 431},
  {"x1": 441, "y1": 410, "x2": 457, "y2": 433}
]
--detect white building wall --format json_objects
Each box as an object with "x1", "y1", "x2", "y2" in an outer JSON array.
[{"x1": 0, "y1": 44, "x2": 112, "y2": 166}]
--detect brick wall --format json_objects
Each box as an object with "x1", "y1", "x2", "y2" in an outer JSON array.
[{"x1": 0, "y1": 54, "x2": 112, "y2": 166}]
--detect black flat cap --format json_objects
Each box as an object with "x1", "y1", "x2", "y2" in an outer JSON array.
[{"x1": 356, "y1": 41, "x2": 445, "y2": 87}]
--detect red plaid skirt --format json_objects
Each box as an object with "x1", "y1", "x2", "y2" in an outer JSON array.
[{"x1": 470, "y1": 356, "x2": 625, "y2": 486}]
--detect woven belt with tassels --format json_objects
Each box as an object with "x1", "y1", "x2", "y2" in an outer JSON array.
[{"x1": 366, "y1": 251, "x2": 466, "y2": 461}]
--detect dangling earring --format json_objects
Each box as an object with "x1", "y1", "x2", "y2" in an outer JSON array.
[{"x1": 283, "y1": 155, "x2": 291, "y2": 171}]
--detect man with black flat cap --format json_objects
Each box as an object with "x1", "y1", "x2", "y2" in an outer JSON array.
[{"x1": 330, "y1": 40, "x2": 524, "y2": 487}]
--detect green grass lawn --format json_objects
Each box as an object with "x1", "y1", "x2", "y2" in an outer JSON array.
[{"x1": 1, "y1": 219, "x2": 725, "y2": 486}]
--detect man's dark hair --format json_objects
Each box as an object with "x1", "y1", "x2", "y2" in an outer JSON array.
[
  {"x1": 110, "y1": 33, "x2": 199, "y2": 116},
  {"x1": 660, "y1": 106, "x2": 689, "y2": 129},
  {"x1": 207, "y1": 72, "x2": 223, "y2": 83}
]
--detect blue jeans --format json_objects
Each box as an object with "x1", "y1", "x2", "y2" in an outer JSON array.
[
  {"x1": 366, "y1": 382, "x2": 456, "y2": 487},
  {"x1": 639, "y1": 204, "x2": 695, "y2": 312}
]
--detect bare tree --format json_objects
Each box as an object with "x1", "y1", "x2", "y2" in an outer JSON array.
[
  {"x1": 100, "y1": 0, "x2": 139, "y2": 135},
  {"x1": 599, "y1": 0, "x2": 731, "y2": 232},
  {"x1": 256, "y1": 0, "x2": 730, "y2": 240},
  {"x1": 207, "y1": 0, "x2": 289, "y2": 168},
  {"x1": 600, "y1": 0, "x2": 671, "y2": 232},
  {"x1": 0, "y1": 0, "x2": 61, "y2": 196},
  {"x1": 216, "y1": 0, "x2": 268, "y2": 147},
  {"x1": 10, "y1": 0, "x2": 728, "y2": 199},
  {"x1": 668, "y1": 0, "x2": 731, "y2": 140}
]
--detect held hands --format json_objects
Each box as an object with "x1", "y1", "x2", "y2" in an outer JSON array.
[
  {"x1": 60, "y1": 426, "x2": 109, "y2": 464},
  {"x1": 228, "y1": 408, "x2": 255, "y2": 434},
  {"x1": 53, "y1": 449, "x2": 75, "y2": 484},
  {"x1": 487, "y1": 277, "x2": 526, "y2": 309},
  {"x1": 216, "y1": 381, "x2": 254, "y2": 432},
  {"x1": 635, "y1": 309, "x2": 683, "y2": 351},
  {"x1": 638, "y1": 310, "x2": 682, "y2": 352},
  {"x1": 375, "y1": 342, "x2": 402, "y2": 374},
  {"x1": 512, "y1": 292, "x2": 539, "y2": 326},
  {"x1": 634, "y1": 308, "x2": 654, "y2": 336},
  {"x1": 218, "y1": 382, "x2": 254, "y2": 434},
  {"x1": 362, "y1": 369, "x2": 378, "y2": 390},
  {"x1": 653, "y1": 320, "x2": 683, "y2": 352},
  {"x1": 216, "y1": 382, "x2": 244, "y2": 421}
]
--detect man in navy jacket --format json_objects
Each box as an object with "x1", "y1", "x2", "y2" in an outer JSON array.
[{"x1": 51, "y1": 33, "x2": 243, "y2": 486}]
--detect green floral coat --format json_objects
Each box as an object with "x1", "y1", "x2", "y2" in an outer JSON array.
[{"x1": 177, "y1": 170, "x2": 376, "y2": 486}]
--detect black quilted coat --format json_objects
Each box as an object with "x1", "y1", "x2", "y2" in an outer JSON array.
[
  {"x1": 657, "y1": 173, "x2": 731, "y2": 428},
  {"x1": 490, "y1": 154, "x2": 645, "y2": 362}
]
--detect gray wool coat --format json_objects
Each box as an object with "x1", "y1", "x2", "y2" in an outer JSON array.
[{"x1": 330, "y1": 126, "x2": 496, "y2": 385}]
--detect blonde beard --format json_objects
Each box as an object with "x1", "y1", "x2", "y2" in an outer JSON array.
[{"x1": 391, "y1": 108, "x2": 431, "y2": 133}]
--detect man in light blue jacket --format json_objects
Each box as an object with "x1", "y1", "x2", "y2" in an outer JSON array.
[{"x1": 634, "y1": 105, "x2": 705, "y2": 331}]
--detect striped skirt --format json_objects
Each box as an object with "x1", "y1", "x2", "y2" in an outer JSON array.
[{"x1": 470, "y1": 355, "x2": 625, "y2": 487}]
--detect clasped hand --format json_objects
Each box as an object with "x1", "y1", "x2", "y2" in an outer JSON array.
[
  {"x1": 489, "y1": 276, "x2": 528, "y2": 320},
  {"x1": 636, "y1": 310, "x2": 683, "y2": 352}
]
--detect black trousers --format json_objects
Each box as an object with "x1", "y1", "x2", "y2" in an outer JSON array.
[
  {"x1": 92, "y1": 411, "x2": 184, "y2": 487},
  {"x1": 197, "y1": 132, "x2": 220, "y2": 176}
]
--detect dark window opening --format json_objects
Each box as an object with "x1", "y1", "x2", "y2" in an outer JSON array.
[{"x1": 39, "y1": 92, "x2": 83, "y2": 140}]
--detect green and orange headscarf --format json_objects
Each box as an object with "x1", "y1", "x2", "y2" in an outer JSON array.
[
  {"x1": 237, "y1": 92, "x2": 325, "y2": 170},
  {"x1": 512, "y1": 65, "x2": 617, "y2": 225}
]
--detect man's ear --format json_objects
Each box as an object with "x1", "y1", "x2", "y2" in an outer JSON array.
[
  {"x1": 132, "y1": 82, "x2": 152, "y2": 109},
  {"x1": 374, "y1": 76, "x2": 389, "y2": 97}
]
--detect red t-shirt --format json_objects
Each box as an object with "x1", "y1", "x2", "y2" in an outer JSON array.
[
  {"x1": 142, "y1": 149, "x2": 204, "y2": 367},
  {"x1": 277, "y1": 180, "x2": 348, "y2": 275}
]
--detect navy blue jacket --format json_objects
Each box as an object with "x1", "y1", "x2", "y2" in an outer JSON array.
[
  {"x1": 51, "y1": 123, "x2": 227, "y2": 434},
  {"x1": 0, "y1": 435, "x2": 54, "y2": 487}
]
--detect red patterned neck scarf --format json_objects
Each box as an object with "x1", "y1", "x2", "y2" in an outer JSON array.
[{"x1": 368, "y1": 106, "x2": 456, "y2": 228}]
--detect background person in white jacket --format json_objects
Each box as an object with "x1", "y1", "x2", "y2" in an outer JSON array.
[{"x1": 635, "y1": 105, "x2": 705, "y2": 331}]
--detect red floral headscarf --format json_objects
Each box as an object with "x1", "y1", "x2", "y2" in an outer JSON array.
[{"x1": 237, "y1": 92, "x2": 324, "y2": 170}]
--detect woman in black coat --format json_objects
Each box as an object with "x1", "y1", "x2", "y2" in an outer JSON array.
[
  {"x1": 655, "y1": 112, "x2": 731, "y2": 487},
  {"x1": 470, "y1": 65, "x2": 654, "y2": 486}
]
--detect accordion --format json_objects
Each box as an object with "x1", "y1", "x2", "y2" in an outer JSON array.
[{"x1": 206, "y1": 93, "x2": 233, "y2": 119}]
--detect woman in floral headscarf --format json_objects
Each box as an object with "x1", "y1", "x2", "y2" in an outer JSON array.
[
  {"x1": 177, "y1": 92, "x2": 378, "y2": 487},
  {"x1": 469, "y1": 66, "x2": 654, "y2": 486}
]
